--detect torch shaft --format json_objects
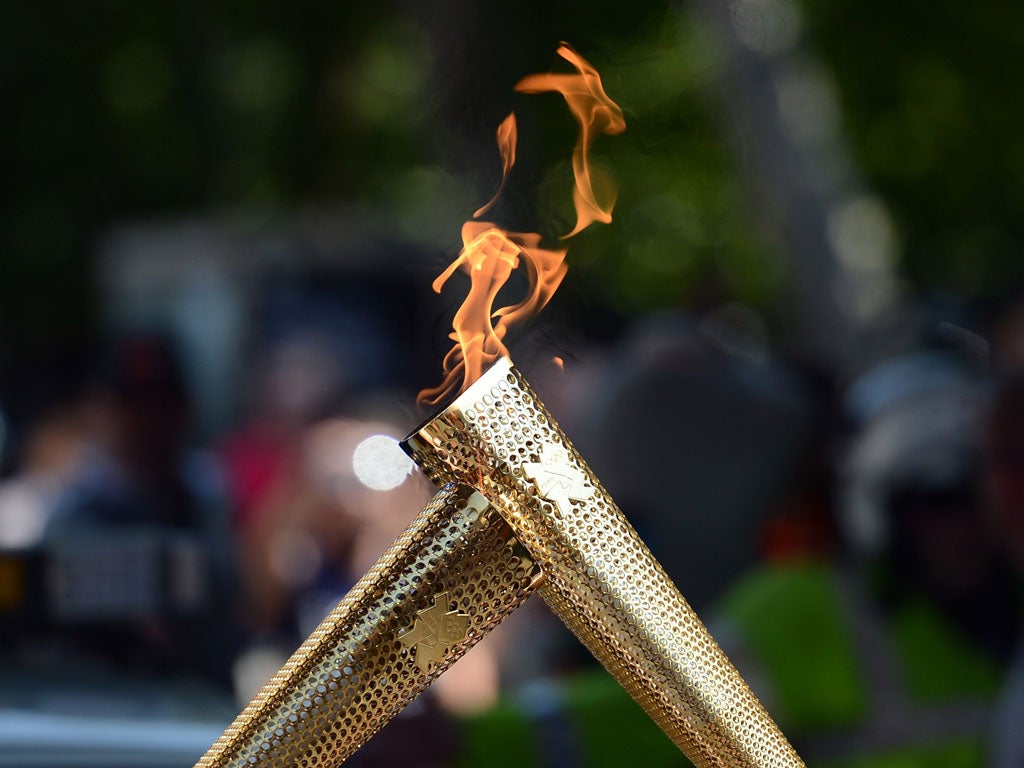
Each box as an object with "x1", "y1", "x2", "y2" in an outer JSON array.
[
  {"x1": 403, "y1": 357, "x2": 804, "y2": 768},
  {"x1": 195, "y1": 484, "x2": 542, "y2": 768}
]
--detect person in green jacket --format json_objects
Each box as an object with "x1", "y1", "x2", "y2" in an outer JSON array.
[{"x1": 715, "y1": 354, "x2": 1017, "y2": 768}]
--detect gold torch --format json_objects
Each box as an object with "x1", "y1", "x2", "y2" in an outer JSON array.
[
  {"x1": 197, "y1": 357, "x2": 803, "y2": 767},
  {"x1": 196, "y1": 44, "x2": 804, "y2": 768}
]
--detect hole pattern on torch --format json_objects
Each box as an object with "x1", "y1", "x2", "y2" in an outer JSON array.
[
  {"x1": 404, "y1": 358, "x2": 805, "y2": 768},
  {"x1": 195, "y1": 485, "x2": 541, "y2": 768}
]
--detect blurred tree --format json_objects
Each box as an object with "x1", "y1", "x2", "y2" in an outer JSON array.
[
  {"x1": 4, "y1": 0, "x2": 1017, "y2": 393},
  {"x1": 801, "y1": 0, "x2": 1024, "y2": 300},
  {"x1": 0, "y1": 1, "x2": 775, "y2": 355}
]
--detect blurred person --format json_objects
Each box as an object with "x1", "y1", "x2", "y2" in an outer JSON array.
[
  {"x1": 714, "y1": 352, "x2": 1015, "y2": 767},
  {"x1": 0, "y1": 402, "x2": 88, "y2": 550},
  {"x1": 573, "y1": 309, "x2": 813, "y2": 611},
  {"x1": 985, "y1": 376, "x2": 1024, "y2": 767},
  {"x1": 985, "y1": 376, "x2": 1024, "y2": 575},
  {"x1": 221, "y1": 332, "x2": 345, "y2": 536},
  {"x1": 991, "y1": 296, "x2": 1024, "y2": 376},
  {"x1": 50, "y1": 335, "x2": 200, "y2": 529},
  {"x1": 44, "y1": 333, "x2": 237, "y2": 685},
  {"x1": 219, "y1": 332, "x2": 349, "y2": 633}
]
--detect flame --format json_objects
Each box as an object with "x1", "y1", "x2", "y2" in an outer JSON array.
[
  {"x1": 515, "y1": 43, "x2": 626, "y2": 237},
  {"x1": 418, "y1": 222, "x2": 568, "y2": 406},
  {"x1": 473, "y1": 113, "x2": 517, "y2": 219},
  {"x1": 418, "y1": 44, "x2": 623, "y2": 407}
]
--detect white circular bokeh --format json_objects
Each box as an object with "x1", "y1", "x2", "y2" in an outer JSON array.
[{"x1": 352, "y1": 434, "x2": 415, "y2": 491}]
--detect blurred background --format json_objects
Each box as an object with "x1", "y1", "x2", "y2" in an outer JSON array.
[{"x1": 2, "y1": 0, "x2": 1024, "y2": 766}]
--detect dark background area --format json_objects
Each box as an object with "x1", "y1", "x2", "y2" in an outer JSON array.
[{"x1": 5, "y1": 0, "x2": 1024, "y2": 430}]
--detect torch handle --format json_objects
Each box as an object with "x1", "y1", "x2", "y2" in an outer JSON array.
[
  {"x1": 404, "y1": 357, "x2": 804, "y2": 768},
  {"x1": 195, "y1": 484, "x2": 542, "y2": 768}
]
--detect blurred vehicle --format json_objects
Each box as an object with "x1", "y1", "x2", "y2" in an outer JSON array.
[{"x1": 0, "y1": 535, "x2": 236, "y2": 768}]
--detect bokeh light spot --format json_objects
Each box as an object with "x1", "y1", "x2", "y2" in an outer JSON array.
[{"x1": 352, "y1": 434, "x2": 414, "y2": 491}]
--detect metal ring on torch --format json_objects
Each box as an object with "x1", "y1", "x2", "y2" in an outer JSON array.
[{"x1": 403, "y1": 356, "x2": 805, "y2": 768}]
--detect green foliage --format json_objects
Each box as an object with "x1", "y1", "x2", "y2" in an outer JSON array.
[
  {"x1": 800, "y1": 0, "x2": 1024, "y2": 299},
  {"x1": 1, "y1": 1, "x2": 784, "y2": 345},
  {"x1": 552, "y1": 10, "x2": 783, "y2": 314},
  {"x1": 10, "y1": 0, "x2": 1013, "y2": 347}
]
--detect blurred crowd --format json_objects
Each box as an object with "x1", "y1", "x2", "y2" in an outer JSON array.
[{"x1": 3, "y1": 290, "x2": 1024, "y2": 768}]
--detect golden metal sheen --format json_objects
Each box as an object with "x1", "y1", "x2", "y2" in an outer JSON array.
[
  {"x1": 403, "y1": 356, "x2": 805, "y2": 768},
  {"x1": 195, "y1": 484, "x2": 542, "y2": 768},
  {"x1": 397, "y1": 590, "x2": 470, "y2": 670}
]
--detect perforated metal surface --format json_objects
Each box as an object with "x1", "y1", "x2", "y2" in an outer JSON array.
[
  {"x1": 403, "y1": 357, "x2": 804, "y2": 768},
  {"x1": 195, "y1": 484, "x2": 542, "y2": 768}
]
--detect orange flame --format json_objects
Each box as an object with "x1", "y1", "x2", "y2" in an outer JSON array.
[
  {"x1": 418, "y1": 45, "x2": 623, "y2": 407},
  {"x1": 473, "y1": 112, "x2": 517, "y2": 219},
  {"x1": 515, "y1": 43, "x2": 626, "y2": 237},
  {"x1": 418, "y1": 222, "x2": 568, "y2": 406}
]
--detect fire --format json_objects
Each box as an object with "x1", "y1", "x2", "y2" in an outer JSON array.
[
  {"x1": 473, "y1": 113, "x2": 517, "y2": 219},
  {"x1": 419, "y1": 44, "x2": 624, "y2": 407},
  {"x1": 418, "y1": 223, "x2": 568, "y2": 407},
  {"x1": 515, "y1": 43, "x2": 626, "y2": 237}
]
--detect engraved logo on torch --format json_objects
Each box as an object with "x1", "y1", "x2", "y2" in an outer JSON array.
[
  {"x1": 523, "y1": 444, "x2": 591, "y2": 514},
  {"x1": 399, "y1": 592, "x2": 471, "y2": 671}
]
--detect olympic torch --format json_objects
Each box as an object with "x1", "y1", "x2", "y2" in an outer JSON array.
[
  {"x1": 197, "y1": 356, "x2": 802, "y2": 767},
  {"x1": 195, "y1": 44, "x2": 804, "y2": 768}
]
